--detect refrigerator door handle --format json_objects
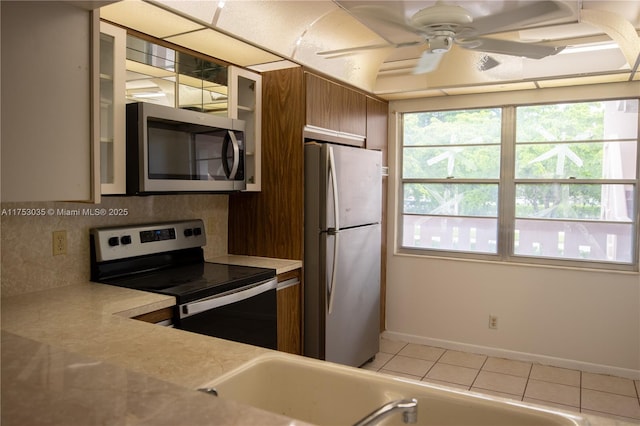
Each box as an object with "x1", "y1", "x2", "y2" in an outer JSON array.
[
  {"x1": 327, "y1": 231, "x2": 339, "y2": 314},
  {"x1": 327, "y1": 146, "x2": 340, "y2": 314},
  {"x1": 328, "y1": 146, "x2": 340, "y2": 232}
]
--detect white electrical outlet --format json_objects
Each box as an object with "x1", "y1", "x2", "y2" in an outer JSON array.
[{"x1": 488, "y1": 315, "x2": 498, "y2": 330}]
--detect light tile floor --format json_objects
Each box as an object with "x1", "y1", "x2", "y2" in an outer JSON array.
[{"x1": 362, "y1": 338, "x2": 640, "y2": 423}]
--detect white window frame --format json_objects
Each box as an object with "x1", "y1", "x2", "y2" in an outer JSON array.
[{"x1": 392, "y1": 84, "x2": 640, "y2": 272}]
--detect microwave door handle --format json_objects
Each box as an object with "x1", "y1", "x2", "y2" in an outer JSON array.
[
  {"x1": 227, "y1": 131, "x2": 240, "y2": 179},
  {"x1": 180, "y1": 278, "x2": 277, "y2": 319}
]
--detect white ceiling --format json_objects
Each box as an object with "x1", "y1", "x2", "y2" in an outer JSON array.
[{"x1": 100, "y1": 0, "x2": 640, "y2": 100}]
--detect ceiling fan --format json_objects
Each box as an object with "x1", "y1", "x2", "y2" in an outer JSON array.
[{"x1": 319, "y1": 1, "x2": 572, "y2": 74}]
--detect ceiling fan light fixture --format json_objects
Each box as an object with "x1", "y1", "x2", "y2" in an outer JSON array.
[
  {"x1": 410, "y1": 4, "x2": 473, "y2": 29},
  {"x1": 428, "y1": 35, "x2": 453, "y2": 53}
]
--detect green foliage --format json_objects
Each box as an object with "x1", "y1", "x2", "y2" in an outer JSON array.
[
  {"x1": 402, "y1": 101, "x2": 622, "y2": 219},
  {"x1": 403, "y1": 109, "x2": 501, "y2": 146},
  {"x1": 516, "y1": 103, "x2": 605, "y2": 142}
]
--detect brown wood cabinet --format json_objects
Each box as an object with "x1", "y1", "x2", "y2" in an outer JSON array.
[
  {"x1": 306, "y1": 73, "x2": 341, "y2": 132},
  {"x1": 132, "y1": 307, "x2": 174, "y2": 324},
  {"x1": 366, "y1": 96, "x2": 389, "y2": 165},
  {"x1": 341, "y1": 86, "x2": 367, "y2": 137},
  {"x1": 277, "y1": 269, "x2": 302, "y2": 355},
  {"x1": 305, "y1": 72, "x2": 367, "y2": 141},
  {"x1": 365, "y1": 96, "x2": 389, "y2": 332}
]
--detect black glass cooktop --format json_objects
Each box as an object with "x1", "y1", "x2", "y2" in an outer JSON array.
[{"x1": 100, "y1": 262, "x2": 276, "y2": 304}]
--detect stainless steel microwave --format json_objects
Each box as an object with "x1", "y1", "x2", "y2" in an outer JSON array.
[{"x1": 126, "y1": 102, "x2": 246, "y2": 194}]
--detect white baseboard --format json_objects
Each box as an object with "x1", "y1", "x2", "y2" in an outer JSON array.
[{"x1": 382, "y1": 330, "x2": 640, "y2": 381}]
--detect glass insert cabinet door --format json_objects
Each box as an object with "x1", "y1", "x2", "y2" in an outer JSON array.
[
  {"x1": 125, "y1": 35, "x2": 229, "y2": 117},
  {"x1": 100, "y1": 22, "x2": 126, "y2": 194}
]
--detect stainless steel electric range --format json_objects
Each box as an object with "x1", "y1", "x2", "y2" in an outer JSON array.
[{"x1": 90, "y1": 219, "x2": 278, "y2": 349}]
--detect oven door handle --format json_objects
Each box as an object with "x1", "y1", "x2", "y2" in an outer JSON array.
[{"x1": 179, "y1": 278, "x2": 277, "y2": 319}]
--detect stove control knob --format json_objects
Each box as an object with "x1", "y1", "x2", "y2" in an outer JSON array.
[
  {"x1": 120, "y1": 235, "x2": 132, "y2": 245},
  {"x1": 108, "y1": 237, "x2": 119, "y2": 247},
  {"x1": 193, "y1": 227, "x2": 202, "y2": 236},
  {"x1": 184, "y1": 228, "x2": 194, "y2": 237}
]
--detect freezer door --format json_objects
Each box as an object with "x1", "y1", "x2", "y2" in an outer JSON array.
[
  {"x1": 324, "y1": 144, "x2": 382, "y2": 230},
  {"x1": 324, "y1": 224, "x2": 380, "y2": 367}
]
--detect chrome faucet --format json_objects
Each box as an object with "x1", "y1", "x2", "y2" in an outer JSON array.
[{"x1": 353, "y1": 398, "x2": 418, "y2": 426}]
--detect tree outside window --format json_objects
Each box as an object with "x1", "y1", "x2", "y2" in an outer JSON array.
[{"x1": 401, "y1": 99, "x2": 638, "y2": 268}]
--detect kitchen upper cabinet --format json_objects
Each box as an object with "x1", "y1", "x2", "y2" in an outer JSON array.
[
  {"x1": 229, "y1": 67, "x2": 262, "y2": 192},
  {"x1": 100, "y1": 22, "x2": 127, "y2": 195},
  {"x1": 341, "y1": 86, "x2": 367, "y2": 137},
  {"x1": 366, "y1": 96, "x2": 389, "y2": 165},
  {"x1": 1, "y1": 2, "x2": 100, "y2": 202},
  {"x1": 306, "y1": 73, "x2": 341, "y2": 132},
  {"x1": 305, "y1": 72, "x2": 366, "y2": 145}
]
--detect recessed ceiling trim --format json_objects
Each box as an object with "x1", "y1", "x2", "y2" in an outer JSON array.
[{"x1": 376, "y1": 70, "x2": 635, "y2": 100}]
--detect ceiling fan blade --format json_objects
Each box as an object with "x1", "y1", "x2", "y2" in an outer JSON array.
[
  {"x1": 477, "y1": 55, "x2": 500, "y2": 71},
  {"x1": 413, "y1": 51, "x2": 444, "y2": 74},
  {"x1": 465, "y1": 38, "x2": 565, "y2": 59},
  {"x1": 472, "y1": 1, "x2": 572, "y2": 36},
  {"x1": 318, "y1": 41, "x2": 421, "y2": 58}
]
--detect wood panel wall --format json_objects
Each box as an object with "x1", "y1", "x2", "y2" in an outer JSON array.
[
  {"x1": 228, "y1": 67, "x2": 305, "y2": 260},
  {"x1": 366, "y1": 97, "x2": 389, "y2": 332}
]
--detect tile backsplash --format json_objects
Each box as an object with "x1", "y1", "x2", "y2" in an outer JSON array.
[{"x1": 1, "y1": 194, "x2": 228, "y2": 296}]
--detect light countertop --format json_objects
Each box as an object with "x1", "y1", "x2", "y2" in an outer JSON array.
[
  {"x1": 208, "y1": 255, "x2": 302, "y2": 275},
  {"x1": 2, "y1": 256, "x2": 627, "y2": 426},
  {"x1": 1, "y1": 256, "x2": 308, "y2": 426}
]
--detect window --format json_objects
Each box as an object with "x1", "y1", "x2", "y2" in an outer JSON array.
[
  {"x1": 400, "y1": 99, "x2": 639, "y2": 270},
  {"x1": 402, "y1": 108, "x2": 502, "y2": 254}
]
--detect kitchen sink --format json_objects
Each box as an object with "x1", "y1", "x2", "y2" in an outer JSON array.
[{"x1": 200, "y1": 353, "x2": 586, "y2": 426}]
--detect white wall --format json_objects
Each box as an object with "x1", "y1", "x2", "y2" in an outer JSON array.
[{"x1": 386, "y1": 82, "x2": 640, "y2": 379}]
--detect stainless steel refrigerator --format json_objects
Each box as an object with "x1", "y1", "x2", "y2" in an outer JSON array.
[{"x1": 304, "y1": 142, "x2": 381, "y2": 367}]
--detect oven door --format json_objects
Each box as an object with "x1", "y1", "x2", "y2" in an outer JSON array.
[{"x1": 176, "y1": 278, "x2": 277, "y2": 349}]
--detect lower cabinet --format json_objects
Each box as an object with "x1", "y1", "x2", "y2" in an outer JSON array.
[
  {"x1": 132, "y1": 307, "x2": 174, "y2": 326},
  {"x1": 277, "y1": 269, "x2": 302, "y2": 355}
]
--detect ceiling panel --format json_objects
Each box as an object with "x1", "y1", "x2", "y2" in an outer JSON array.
[
  {"x1": 215, "y1": 1, "x2": 339, "y2": 58},
  {"x1": 100, "y1": 1, "x2": 205, "y2": 38}
]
